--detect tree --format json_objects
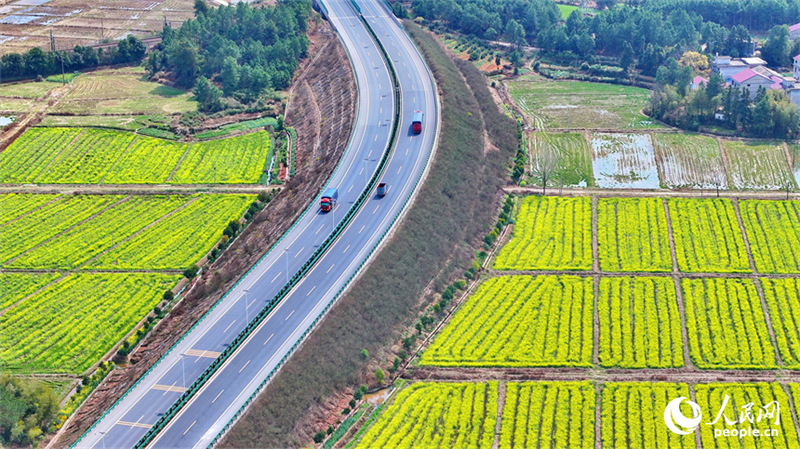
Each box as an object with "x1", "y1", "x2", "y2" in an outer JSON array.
[
  {"x1": 620, "y1": 42, "x2": 634, "y2": 71},
  {"x1": 679, "y1": 51, "x2": 710, "y2": 76},
  {"x1": 183, "y1": 265, "x2": 200, "y2": 279},
  {"x1": 505, "y1": 19, "x2": 527, "y2": 48},
  {"x1": 761, "y1": 25, "x2": 791, "y2": 67},
  {"x1": 375, "y1": 368, "x2": 385, "y2": 384},
  {"x1": 194, "y1": 0, "x2": 208, "y2": 16},
  {"x1": 752, "y1": 95, "x2": 773, "y2": 137},
  {"x1": 531, "y1": 145, "x2": 557, "y2": 195}
]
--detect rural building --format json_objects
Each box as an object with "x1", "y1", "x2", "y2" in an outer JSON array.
[
  {"x1": 690, "y1": 76, "x2": 708, "y2": 90},
  {"x1": 730, "y1": 69, "x2": 778, "y2": 99},
  {"x1": 791, "y1": 23, "x2": 800, "y2": 41},
  {"x1": 713, "y1": 55, "x2": 767, "y2": 81}
]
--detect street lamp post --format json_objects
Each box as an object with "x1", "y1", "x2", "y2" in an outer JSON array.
[{"x1": 99, "y1": 431, "x2": 106, "y2": 449}]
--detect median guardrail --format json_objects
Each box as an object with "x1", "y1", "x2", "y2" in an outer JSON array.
[{"x1": 128, "y1": 4, "x2": 403, "y2": 449}]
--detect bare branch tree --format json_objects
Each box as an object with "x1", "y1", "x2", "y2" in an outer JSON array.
[{"x1": 531, "y1": 143, "x2": 557, "y2": 196}]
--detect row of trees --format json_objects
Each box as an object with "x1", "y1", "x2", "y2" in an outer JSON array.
[
  {"x1": 0, "y1": 36, "x2": 146, "y2": 81},
  {"x1": 146, "y1": 0, "x2": 311, "y2": 111},
  {"x1": 649, "y1": 64, "x2": 800, "y2": 138}
]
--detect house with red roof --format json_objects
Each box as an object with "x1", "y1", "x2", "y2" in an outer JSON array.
[
  {"x1": 730, "y1": 68, "x2": 774, "y2": 99},
  {"x1": 690, "y1": 76, "x2": 708, "y2": 90},
  {"x1": 790, "y1": 23, "x2": 800, "y2": 41}
]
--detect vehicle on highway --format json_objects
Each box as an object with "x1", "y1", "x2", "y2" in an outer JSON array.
[
  {"x1": 320, "y1": 187, "x2": 338, "y2": 212},
  {"x1": 412, "y1": 110, "x2": 423, "y2": 134},
  {"x1": 377, "y1": 182, "x2": 387, "y2": 197}
]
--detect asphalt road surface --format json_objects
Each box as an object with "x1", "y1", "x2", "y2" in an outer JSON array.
[{"x1": 73, "y1": 0, "x2": 437, "y2": 447}]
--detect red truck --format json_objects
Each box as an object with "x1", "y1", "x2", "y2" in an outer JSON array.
[
  {"x1": 320, "y1": 188, "x2": 338, "y2": 212},
  {"x1": 412, "y1": 110, "x2": 423, "y2": 134}
]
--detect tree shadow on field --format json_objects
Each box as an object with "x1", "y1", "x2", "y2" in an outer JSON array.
[{"x1": 149, "y1": 84, "x2": 186, "y2": 98}]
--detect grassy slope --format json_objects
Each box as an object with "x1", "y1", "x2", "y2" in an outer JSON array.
[{"x1": 219, "y1": 21, "x2": 515, "y2": 448}]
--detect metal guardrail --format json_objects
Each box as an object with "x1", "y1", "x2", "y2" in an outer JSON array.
[
  {"x1": 207, "y1": 4, "x2": 442, "y2": 447},
  {"x1": 129, "y1": 5, "x2": 403, "y2": 449}
]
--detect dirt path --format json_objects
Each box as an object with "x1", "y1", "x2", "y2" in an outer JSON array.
[
  {"x1": 0, "y1": 184, "x2": 282, "y2": 195},
  {"x1": 504, "y1": 185, "x2": 800, "y2": 200}
]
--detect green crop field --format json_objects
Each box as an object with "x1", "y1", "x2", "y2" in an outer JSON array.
[
  {"x1": 740, "y1": 200, "x2": 800, "y2": 274},
  {"x1": 500, "y1": 382, "x2": 595, "y2": 449},
  {"x1": 683, "y1": 278, "x2": 776, "y2": 369},
  {"x1": 1, "y1": 273, "x2": 181, "y2": 374},
  {"x1": 761, "y1": 278, "x2": 800, "y2": 368},
  {"x1": 170, "y1": 131, "x2": 271, "y2": 184},
  {"x1": 51, "y1": 69, "x2": 196, "y2": 115},
  {"x1": 0, "y1": 193, "x2": 59, "y2": 225},
  {"x1": 87, "y1": 195, "x2": 254, "y2": 270},
  {"x1": 421, "y1": 275, "x2": 594, "y2": 367},
  {"x1": 530, "y1": 132, "x2": 593, "y2": 187},
  {"x1": 695, "y1": 383, "x2": 798, "y2": 449},
  {"x1": 597, "y1": 198, "x2": 672, "y2": 272},
  {"x1": 508, "y1": 78, "x2": 658, "y2": 129},
  {"x1": 354, "y1": 382, "x2": 498, "y2": 449},
  {"x1": 0, "y1": 81, "x2": 57, "y2": 99},
  {"x1": 722, "y1": 140, "x2": 795, "y2": 190},
  {"x1": 557, "y1": 3, "x2": 578, "y2": 18},
  {"x1": 494, "y1": 196, "x2": 592, "y2": 270},
  {"x1": 0, "y1": 195, "x2": 123, "y2": 264},
  {"x1": 8, "y1": 196, "x2": 191, "y2": 269},
  {"x1": 597, "y1": 277, "x2": 683, "y2": 368},
  {"x1": 1, "y1": 128, "x2": 271, "y2": 184},
  {"x1": 0, "y1": 273, "x2": 60, "y2": 310},
  {"x1": 653, "y1": 133, "x2": 727, "y2": 189},
  {"x1": 668, "y1": 198, "x2": 751, "y2": 273},
  {"x1": 601, "y1": 382, "x2": 694, "y2": 449}
]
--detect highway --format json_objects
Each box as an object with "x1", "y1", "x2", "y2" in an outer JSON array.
[{"x1": 73, "y1": 0, "x2": 437, "y2": 447}]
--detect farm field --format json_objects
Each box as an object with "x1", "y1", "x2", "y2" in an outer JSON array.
[
  {"x1": 683, "y1": 278, "x2": 777, "y2": 369},
  {"x1": 761, "y1": 278, "x2": 800, "y2": 369},
  {"x1": 507, "y1": 77, "x2": 658, "y2": 130},
  {"x1": 668, "y1": 198, "x2": 751, "y2": 273},
  {"x1": 420, "y1": 275, "x2": 594, "y2": 367},
  {"x1": 530, "y1": 132, "x2": 593, "y2": 187},
  {"x1": 597, "y1": 277, "x2": 683, "y2": 368},
  {"x1": 494, "y1": 196, "x2": 592, "y2": 271},
  {"x1": 0, "y1": 273, "x2": 60, "y2": 310},
  {"x1": 653, "y1": 133, "x2": 727, "y2": 189},
  {"x1": 353, "y1": 382, "x2": 498, "y2": 449},
  {"x1": 0, "y1": 273, "x2": 181, "y2": 374},
  {"x1": 740, "y1": 200, "x2": 800, "y2": 273},
  {"x1": 601, "y1": 382, "x2": 694, "y2": 449},
  {"x1": 0, "y1": 193, "x2": 59, "y2": 225},
  {"x1": 0, "y1": 81, "x2": 58, "y2": 99},
  {"x1": 790, "y1": 144, "x2": 800, "y2": 186},
  {"x1": 721, "y1": 140, "x2": 795, "y2": 190},
  {"x1": 50, "y1": 68, "x2": 196, "y2": 115},
  {"x1": 7, "y1": 196, "x2": 191, "y2": 269},
  {"x1": 597, "y1": 197, "x2": 672, "y2": 272},
  {"x1": 557, "y1": 4, "x2": 578, "y2": 18},
  {"x1": 0, "y1": 128, "x2": 271, "y2": 184},
  {"x1": 86, "y1": 194, "x2": 254, "y2": 270},
  {"x1": 39, "y1": 114, "x2": 156, "y2": 131},
  {"x1": 590, "y1": 133, "x2": 661, "y2": 189},
  {"x1": 0, "y1": 195, "x2": 123, "y2": 264},
  {"x1": 499, "y1": 382, "x2": 595, "y2": 449},
  {"x1": 695, "y1": 383, "x2": 799, "y2": 449}
]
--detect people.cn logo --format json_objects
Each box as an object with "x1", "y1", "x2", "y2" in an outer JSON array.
[{"x1": 664, "y1": 397, "x2": 703, "y2": 435}]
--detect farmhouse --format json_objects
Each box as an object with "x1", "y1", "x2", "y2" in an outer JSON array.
[
  {"x1": 791, "y1": 23, "x2": 800, "y2": 41},
  {"x1": 690, "y1": 75, "x2": 708, "y2": 90},
  {"x1": 712, "y1": 55, "x2": 767, "y2": 81}
]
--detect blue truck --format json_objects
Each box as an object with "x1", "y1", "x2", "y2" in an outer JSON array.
[{"x1": 320, "y1": 187, "x2": 338, "y2": 212}]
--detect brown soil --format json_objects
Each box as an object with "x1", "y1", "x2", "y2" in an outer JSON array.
[{"x1": 51, "y1": 19, "x2": 357, "y2": 449}]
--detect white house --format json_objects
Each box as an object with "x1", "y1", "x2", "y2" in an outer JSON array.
[
  {"x1": 713, "y1": 55, "x2": 767, "y2": 82},
  {"x1": 730, "y1": 68, "x2": 775, "y2": 99}
]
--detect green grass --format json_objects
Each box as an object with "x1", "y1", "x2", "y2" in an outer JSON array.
[
  {"x1": 37, "y1": 114, "x2": 165, "y2": 131},
  {"x1": 0, "y1": 97, "x2": 34, "y2": 112},
  {"x1": 530, "y1": 132, "x2": 593, "y2": 187},
  {"x1": 46, "y1": 72, "x2": 80, "y2": 83},
  {"x1": 51, "y1": 69, "x2": 196, "y2": 115},
  {"x1": 722, "y1": 140, "x2": 795, "y2": 190},
  {"x1": 557, "y1": 3, "x2": 578, "y2": 18},
  {"x1": 653, "y1": 133, "x2": 727, "y2": 189},
  {"x1": 508, "y1": 79, "x2": 658, "y2": 130},
  {"x1": 0, "y1": 273, "x2": 181, "y2": 374},
  {"x1": 0, "y1": 81, "x2": 57, "y2": 98}
]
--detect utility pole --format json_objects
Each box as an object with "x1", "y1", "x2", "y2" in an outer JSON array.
[{"x1": 50, "y1": 30, "x2": 56, "y2": 52}]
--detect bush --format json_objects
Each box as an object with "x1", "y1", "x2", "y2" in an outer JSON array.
[
  {"x1": 183, "y1": 265, "x2": 200, "y2": 279},
  {"x1": 313, "y1": 431, "x2": 326, "y2": 444}
]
